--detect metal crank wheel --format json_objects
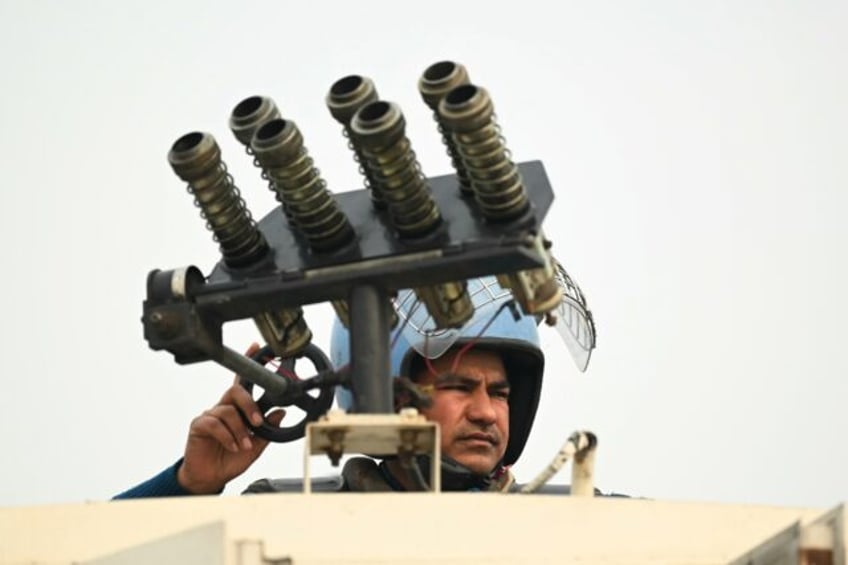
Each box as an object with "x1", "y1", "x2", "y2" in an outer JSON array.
[{"x1": 239, "y1": 343, "x2": 334, "y2": 443}]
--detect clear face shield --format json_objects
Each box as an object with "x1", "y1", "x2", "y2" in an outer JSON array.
[{"x1": 551, "y1": 261, "x2": 596, "y2": 372}]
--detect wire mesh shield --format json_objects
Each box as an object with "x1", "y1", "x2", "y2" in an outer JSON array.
[
  {"x1": 393, "y1": 277, "x2": 514, "y2": 359},
  {"x1": 393, "y1": 265, "x2": 596, "y2": 372},
  {"x1": 552, "y1": 260, "x2": 596, "y2": 372}
]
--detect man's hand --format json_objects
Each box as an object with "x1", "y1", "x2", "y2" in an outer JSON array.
[{"x1": 177, "y1": 344, "x2": 285, "y2": 494}]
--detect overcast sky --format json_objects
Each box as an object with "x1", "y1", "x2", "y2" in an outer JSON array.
[{"x1": 0, "y1": 1, "x2": 845, "y2": 509}]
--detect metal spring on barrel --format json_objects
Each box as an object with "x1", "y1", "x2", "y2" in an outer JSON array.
[
  {"x1": 326, "y1": 75, "x2": 387, "y2": 210},
  {"x1": 438, "y1": 84, "x2": 530, "y2": 222},
  {"x1": 438, "y1": 85, "x2": 562, "y2": 316},
  {"x1": 228, "y1": 95, "x2": 296, "y2": 223},
  {"x1": 168, "y1": 132, "x2": 268, "y2": 268},
  {"x1": 418, "y1": 61, "x2": 474, "y2": 196},
  {"x1": 350, "y1": 100, "x2": 441, "y2": 238},
  {"x1": 168, "y1": 131, "x2": 312, "y2": 356},
  {"x1": 351, "y1": 100, "x2": 473, "y2": 329},
  {"x1": 251, "y1": 119, "x2": 354, "y2": 253}
]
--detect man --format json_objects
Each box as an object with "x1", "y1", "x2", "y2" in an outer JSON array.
[
  {"x1": 114, "y1": 277, "x2": 544, "y2": 496},
  {"x1": 381, "y1": 348, "x2": 513, "y2": 490}
]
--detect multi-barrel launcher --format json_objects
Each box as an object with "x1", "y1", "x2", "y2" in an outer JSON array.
[{"x1": 142, "y1": 61, "x2": 595, "y2": 447}]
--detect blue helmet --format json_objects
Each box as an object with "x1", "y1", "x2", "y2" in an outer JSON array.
[{"x1": 330, "y1": 277, "x2": 544, "y2": 466}]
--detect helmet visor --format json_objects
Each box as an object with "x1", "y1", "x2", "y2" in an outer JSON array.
[{"x1": 394, "y1": 277, "x2": 517, "y2": 359}]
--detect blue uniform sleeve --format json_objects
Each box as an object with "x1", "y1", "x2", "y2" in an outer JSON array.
[{"x1": 112, "y1": 459, "x2": 192, "y2": 499}]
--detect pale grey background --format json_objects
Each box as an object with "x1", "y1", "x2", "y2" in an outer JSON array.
[{"x1": 0, "y1": 0, "x2": 845, "y2": 508}]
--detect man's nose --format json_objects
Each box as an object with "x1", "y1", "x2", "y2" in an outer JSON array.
[{"x1": 466, "y1": 390, "x2": 497, "y2": 425}]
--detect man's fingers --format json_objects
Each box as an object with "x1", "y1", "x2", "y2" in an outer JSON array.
[
  {"x1": 244, "y1": 342, "x2": 261, "y2": 357},
  {"x1": 193, "y1": 405, "x2": 257, "y2": 452},
  {"x1": 249, "y1": 409, "x2": 286, "y2": 454},
  {"x1": 219, "y1": 384, "x2": 263, "y2": 426},
  {"x1": 190, "y1": 412, "x2": 240, "y2": 453},
  {"x1": 210, "y1": 404, "x2": 256, "y2": 451},
  {"x1": 266, "y1": 408, "x2": 286, "y2": 427}
]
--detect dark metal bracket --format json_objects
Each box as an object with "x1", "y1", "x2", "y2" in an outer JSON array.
[{"x1": 142, "y1": 160, "x2": 554, "y2": 415}]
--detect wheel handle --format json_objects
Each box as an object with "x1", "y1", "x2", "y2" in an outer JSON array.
[{"x1": 239, "y1": 343, "x2": 334, "y2": 443}]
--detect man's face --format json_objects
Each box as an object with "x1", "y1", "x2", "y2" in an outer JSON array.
[{"x1": 412, "y1": 348, "x2": 510, "y2": 475}]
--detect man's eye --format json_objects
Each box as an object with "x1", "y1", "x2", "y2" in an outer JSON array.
[
  {"x1": 491, "y1": 390, "x2": 510, "y2": 400},
  {"x1": 438, "y1": 384, "x2": 471, "y2": 392}
]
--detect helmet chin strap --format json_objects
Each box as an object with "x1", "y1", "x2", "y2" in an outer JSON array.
[{"x1": 413, "y1": 454, "x2": 497, "y2": 491}]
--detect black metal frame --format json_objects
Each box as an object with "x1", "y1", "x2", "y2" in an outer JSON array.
[{"x1": 142, "y1": 160, "x2": 554, "y2": 414}]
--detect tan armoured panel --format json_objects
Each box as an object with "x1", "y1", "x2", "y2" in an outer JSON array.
[{"x1": 0, "y1": 494, "x2": 830, "y2": 564}]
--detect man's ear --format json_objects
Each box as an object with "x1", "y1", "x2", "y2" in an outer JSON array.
[
  {"x1": 394, "y1": 392, "x2": 410, "y2": 412},
  {"x1": 393, "y1": 378, "x2": 413, "y2": 411},
  {"x1": 393, "y1": 377, "x2": 432, "y2": 411}
]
